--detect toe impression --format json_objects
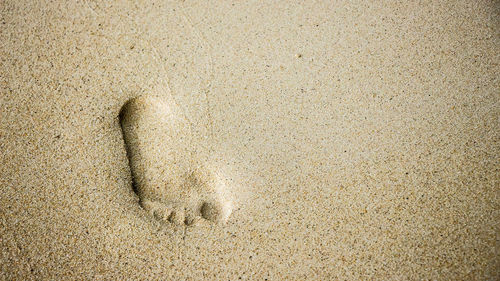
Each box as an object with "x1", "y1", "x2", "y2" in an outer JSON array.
[{"x1": 200, "y1": 201, "x2": 232, "y2": 224}]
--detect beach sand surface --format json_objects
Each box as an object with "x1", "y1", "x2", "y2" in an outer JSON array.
[{"x1": 1, "y1": 0, "x2": 499, "y2": 279}]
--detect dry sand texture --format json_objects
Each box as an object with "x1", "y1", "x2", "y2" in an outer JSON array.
[{"x1": 1, "y1": 0, "x2": 499, "y2": 280}]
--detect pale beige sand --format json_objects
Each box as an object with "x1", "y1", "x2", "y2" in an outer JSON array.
[{"x1": 1, "y1": 0, "x2": 499, "y2": 280}]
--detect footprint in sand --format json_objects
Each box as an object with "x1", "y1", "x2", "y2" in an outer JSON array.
[{"x1": 120, "y1": 96, "x2": 232, "y2": 226}]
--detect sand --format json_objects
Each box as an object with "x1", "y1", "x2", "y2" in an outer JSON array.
[{"x1": 1, "y1": 0, "x2": 499, "y2": 280}]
